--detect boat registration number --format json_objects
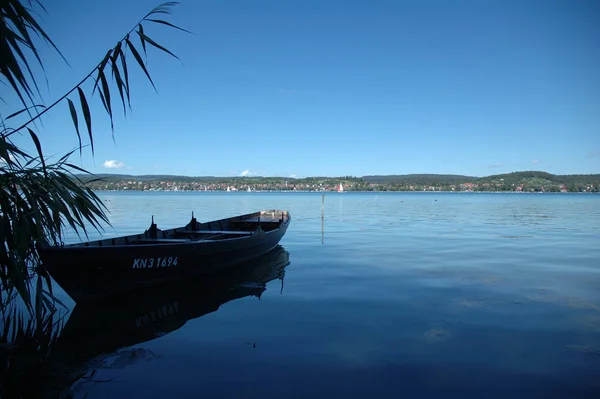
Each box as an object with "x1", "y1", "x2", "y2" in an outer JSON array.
[{"x1": 132, "y1": 256, "x2": 179, "y2": 269}]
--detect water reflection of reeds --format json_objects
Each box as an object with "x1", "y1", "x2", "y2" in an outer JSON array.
[{"x1": 1, "y1": 277, "x2": 70, "y2": 398}]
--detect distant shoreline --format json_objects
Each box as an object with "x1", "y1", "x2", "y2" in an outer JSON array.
[
  {"x1": 92, "y1": 189, "x2": 598, "y2": 194},
  {"x1": 77, "y1": 171, "x2": 600, "y2": 193}
]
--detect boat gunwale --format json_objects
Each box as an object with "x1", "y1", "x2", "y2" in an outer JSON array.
[{"x1": 40, "y1": 210, "x2": 291, "y2": 251}]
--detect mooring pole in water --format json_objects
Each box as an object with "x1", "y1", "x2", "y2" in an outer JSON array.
[{"x1": 321, "y1": 194, "x2": 325, "y2": 244}]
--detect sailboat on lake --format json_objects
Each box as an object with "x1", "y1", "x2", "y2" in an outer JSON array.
[{"x1": 337, "y1": 183, "x2": 344, "y2": 193}]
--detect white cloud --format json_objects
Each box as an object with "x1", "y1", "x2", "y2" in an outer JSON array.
[
  {"x1": 488, "y1": 163, "x2": 503, "y2": 169},
  {"x1": 103, "y1": 160, "x2": 125, "y2": 169},
  {"x1": 278, "y1": 88, "x2": 323, "y2": 96},
  {"x1": 240, "y1": 170, "x2": 251, "y2": 177},
  {"x1": 288, "y1": 174, "x2": 298, "y2": 178},
  {"x1": 532, "y1": 159, "x2": 541, "y2": 164},
  {"x1": 279, "y1": 89, "x2": 297, "y2": 96}
]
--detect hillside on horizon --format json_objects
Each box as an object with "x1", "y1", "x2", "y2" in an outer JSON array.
[{"x1": 77, "y1": 171, "x2": 600, "y2": 183}]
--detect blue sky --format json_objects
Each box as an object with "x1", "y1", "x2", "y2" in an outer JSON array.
[{"x1": 5, "y1": 0, "x2": 599, "y2": 177}]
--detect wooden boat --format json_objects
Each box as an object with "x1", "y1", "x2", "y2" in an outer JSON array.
[{"x1": 38, "y1": 210, "x2": 291, "y2": 302}]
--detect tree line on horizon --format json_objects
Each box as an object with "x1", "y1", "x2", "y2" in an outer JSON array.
[{"x1": 76, "y1": 171, "x2": 600, "y2": 193}]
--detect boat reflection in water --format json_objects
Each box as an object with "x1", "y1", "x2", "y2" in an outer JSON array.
[{"x1": 47, "y1": 245, "x2": 290, "y2": 392}]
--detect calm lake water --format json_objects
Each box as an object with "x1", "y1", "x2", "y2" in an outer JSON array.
[{"x1": 50, "y1": 192, "x2": 600, "y2": 398}]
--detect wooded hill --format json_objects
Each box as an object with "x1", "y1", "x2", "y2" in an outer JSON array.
[
  {"x1": 363, "y1": 171, "x2": 599, "y2": 185},
  {"x1": 362, "y1": 174, "x2": 477, "y2": 185},
  {"x1": 75, "y1": 171, "x2": 600, "y2": 192}
]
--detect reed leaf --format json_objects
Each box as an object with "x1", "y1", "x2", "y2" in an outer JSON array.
[
  {"x1": 92, "y1": 50, "x2": 112, "y2": 95},
  {"x1": 146, "y1": 18, "x2": 191, "y2": 33},
  {"x1": 5, "y1": 105, "x2": 45, "y2": 120},
  {"x1": 66, "y1": 99, "x2": 81, "y2": 156},
  {"x1": 110, "y1": 43, "x2": 128, "y2": 114},
  {"x1": 26, "y1": 129, "x2": 45, "y2": 177},
  {"x1": 77, "y1": 88, "x2": 93, "y2": 155},
  {"x1": 99, "y1": 69, "x2": 113, "y2": 132},
  {"x1": 138, "y1": 24, "x2": 147, "y2": 56},
  {"x1": 117, "y1": 47, "x2": 131, "y2": 107},
  {"x1": 126, "y1": 38, "x2": 157, "y2": 90},
  {"x1": 137, "y1": 31, "x2": 179, "y2": 60}
]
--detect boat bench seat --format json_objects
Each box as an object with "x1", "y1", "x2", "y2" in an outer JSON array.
[
  {"x1": 137, "y1": 238, "x2": 192, "y2": 243},
  {"x1": 182, "y1": 230, "x2": 254, "y2": 236},
  {"x1": 232, "y1": 219, "x2": 281, "y2": 224}
]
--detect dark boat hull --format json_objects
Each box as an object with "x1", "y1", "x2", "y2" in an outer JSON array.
[
  {"x1": 54, "y1": 246, "x2": 289, "y2": 355},
  {"x1": 39, "y1": 210, "x2": 290, "y2": 302}
]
